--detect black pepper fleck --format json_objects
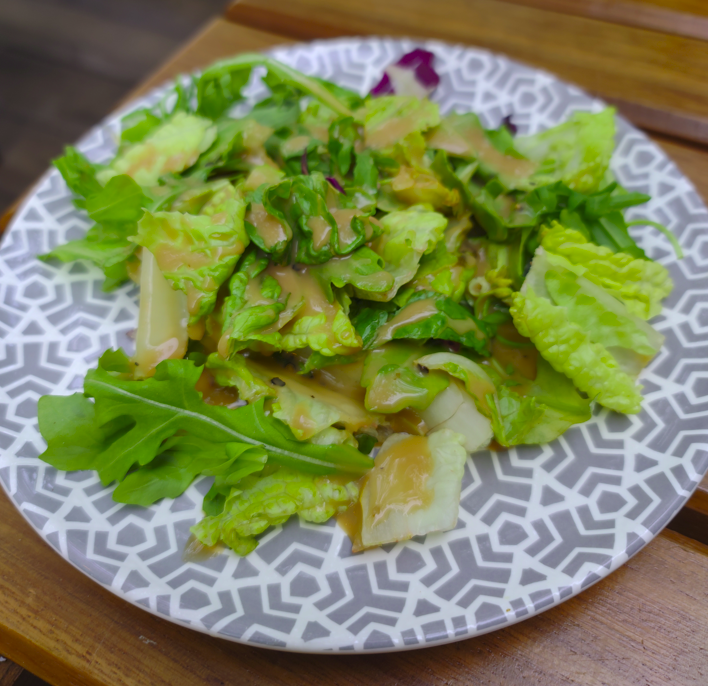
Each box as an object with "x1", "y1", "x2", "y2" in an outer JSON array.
[{"x1": 270, "y1": 377, "x2": 286, "y2": 387}]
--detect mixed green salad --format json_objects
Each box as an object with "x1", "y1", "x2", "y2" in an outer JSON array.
[{"x1": 36, "y1": 50, "x2": 678, "y2": 556}]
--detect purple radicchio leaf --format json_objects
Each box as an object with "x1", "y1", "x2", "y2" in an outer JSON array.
[
  {"x1": 325, "y1": 176, "x2": 346, "y2": 194},
  {"x1": 301, "y1": 149, "x2": 309, "y2": 175},
  {"x1": 501, "y1": 114, "x2": 518, "y2": 135},
  {"x1": 369, "y1": 72, "x2": 395, "y2": 97},
  {"x1": 369, "y1": 48, "x2": 440, "y2": 98}
]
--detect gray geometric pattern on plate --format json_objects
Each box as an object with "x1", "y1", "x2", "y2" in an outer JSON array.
[{"x1": 0, "y1": 37, "x2": 706, "y2": 653}]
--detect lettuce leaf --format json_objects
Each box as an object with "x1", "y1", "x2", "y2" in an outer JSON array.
[
  {"x1": 364, "y1": 95, "x2": 440, "y2": 150},
  {"x1": 191, "y1": 468, "x2": 360, "y2": 555},
  {"x1": 361, "y1": 342, "x2": 449, "y2": 413},
  {"x1": 361, "y1": 205, "x2": 447, "y2": 301},
  {"x1": 369, "y1": 293, "x2": 490, "y2": 354},
  {"x1": 40, "y1": 174, "x2": 150, "y2": 291},
  {"x1": 359, "y1": 430, "x2": 467, "y2": 549},
  {"x1": 489, "y1": 358, "x2": 592, "y2": 446},
  {"x1": 98, "y1": 112, "x2": 217, "y2": 187},
  {"x1": 259, "y1": 172, "x2": 379, "y2": 264},
  {"x1": 52, "y1": 146, "x2": 103, "y2": 208},
  {"x1": 541, "y1": 222, "x2": 672, "y2": 319},
  {"x1": 515, "y1": 108, "x2": 615, "y2": 193},
  {"x1": 221, "y1": 254, "x2": 362, "y2": 357},
  {"x1": 207, "y1": 352, "x2": 377, "y2": 440},
  {"x1": 311, "y1": 246, "x2": 394, "y2": 299},
  {"x1": 133, "y1": 183, "x2": 248, "y2": 323},
  {"x1": 511, "y1": 288, "x2": 643, "y2": 413}
]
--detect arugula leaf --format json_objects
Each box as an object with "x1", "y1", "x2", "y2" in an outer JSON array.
[
  {"x1": 37, "y1": 353, "x2": 374, "y2": 501},
  {"x1": 120, "y1": 108, "x2": 163, "y2": 145},
  {"x1": 196, "y1": 54, "x2": 354, "y2": 120},
  {"x1": 53, "y1": 146, "x2": 102, "y2": 209},
  {"x1": 112, "y1": 437, "x2": 267, "y2": 507},
  {"x1": 85, "y1": 175, "x2": 148, "y2": 225}
]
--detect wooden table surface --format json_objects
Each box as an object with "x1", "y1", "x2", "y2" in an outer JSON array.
[{"x1": 2, "y1": 2, "x2": 708, "y2": 684}]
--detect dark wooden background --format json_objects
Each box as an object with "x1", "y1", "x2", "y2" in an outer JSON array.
[{"x1": 0, "y1": 0, "x2": 228, "y2": 213}]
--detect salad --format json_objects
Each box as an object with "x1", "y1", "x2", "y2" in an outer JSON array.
[{"x1": 36, "y1": 49, "x2": 678, "y2": 557}]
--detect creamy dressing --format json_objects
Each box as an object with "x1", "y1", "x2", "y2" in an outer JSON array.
[
  {"x1": 330, "y1": 208, "x2": 360, "y2": 246},
  {"x1": 373, "y1": 299, "x2": 440, "y2": 347},
  {"x1": 428, "y1": 119, "x2": 537, "y2": 181},
  {"x1": 247, "y1": 357, "x2": 376, "y2": 433},
  {"x1": 307, "y1": 216, "x2": 333, "y2": 251},
  {"x1": 245, "y1": 203, "x2": 290, "y2": 249},
  {"x1": 366, "y1": 111, "x2": 428, "y2": 149},
  {"x1": 195, "y1": 368, "x2": 241, "y2": 406},
  {"x1": 367, "y1": 435, "x2": 433, "y2": 527}
]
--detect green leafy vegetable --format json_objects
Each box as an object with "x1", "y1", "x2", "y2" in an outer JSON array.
[{"x1": 191, "y1": 467, "x2": 360, "y2": 555}]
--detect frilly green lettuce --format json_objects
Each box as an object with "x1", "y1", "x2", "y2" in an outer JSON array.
[
  {"x1": 191, "y1": 468, "x2": 360, "y2": 555},
  {"x1": 98, "y1": 112, "x2": 217, "y2": 187},
  {"x1": 541, "y1": 222, "x2": 672, "y2": 319},
  {"x1": 511, "y1": 287, "x2": 643, "y2": 413},
  {"x1": 133, "y1": 183, "x2": 248, "y2": 323},
  {"x1": 514, "y1": 108, "x2": 616, "y2": 193},
  {"x1": 259, "y1": 172, "x2": 379, "y2": 264},
  {"x1": 221, "y1": 252, "x2": 362, "y2": 356},
  {"x1": 364, "y1": 95, "x2": 440, "y2": 150},
  {"x1": 489, "y1": 358, "x2": 592, "y2": 446},
  {"x1": 362, "y1": 205, "x2": 447, "y2": 301},
  {"x1": 369, "y1": 293, "x2": 490, "y2": 354},
  {"x1": 311, "y1": 247, "x2": 395, "y2": 299}
]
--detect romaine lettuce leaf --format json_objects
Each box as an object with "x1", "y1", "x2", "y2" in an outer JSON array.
[
  {"x1": 427, "y1": 112, "x2": 536, "y2": 190},
  {"x1": 370, "y1": 293, "x2": 490, "y2": 354},
  {"x1": 361, "y1": 342, "x2": 449, "y2": 413},
  {"x1": 511, "y1": 288, "x2": 643, "y2": 413},
  {"x1": 221, "y1": 255, "x2": 362, "y2": 357},
  {"x1": 364, "y1": 95, "x2": 440, "y2": 149},
  {"x1": 191, "y1": 468, "x2": 360, "y2": 555},
  {"x1": 541, "y1": 222, "x2": 672, "y2": 319},
  {"x1": 361, "y1": 205, "x2": 447, "y2": 301},
  {"x1": 489, "y1": 358, "x2": 591, "y2": 446},
  {"x1": 418, "y1": 379, "x2": 493, "y2": 452},
  {"x1": 358, "y1": 430, "x2": 467, "y2": 549},
  {"x1": 133, "y1": 183, "x2": 248, "y2": 323},
  {"x1": 515, "y1": 108, "x2": 615, "y2": 193},
  {"x1": 98, "y1": 112, "x2": 217, "y2": 187},
  {"x1": 311, "y1": 246, "x2": 394, "y2": 299}
]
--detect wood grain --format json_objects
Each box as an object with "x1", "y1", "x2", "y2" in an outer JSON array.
[
  {"x1": 0, "y1": 486, "x2": 707, "y2": 686},
  {"x1": 226, "y1": 0, "x2": 708, "y2": 145},
  {"x1": 502, "y1": 0, "x2": 708, "y2": 42},
  {"x1": 0, "y1": 660, "x2": 23, "y2": 686}
]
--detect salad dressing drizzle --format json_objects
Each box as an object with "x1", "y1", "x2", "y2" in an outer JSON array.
[
  {"x1": 373, "y1": 298, "x2": 440, "y2": 346},
  {"x1": 245, "y1": 203, "x2": 290, "y2": 249}
]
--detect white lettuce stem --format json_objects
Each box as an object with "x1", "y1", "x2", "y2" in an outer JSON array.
[{"x1": 132, "y1": 248, "x2": 189, "y2": 378}]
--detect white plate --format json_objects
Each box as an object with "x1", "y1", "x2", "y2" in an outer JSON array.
[{"x1": 1, "y1": 36, "x2": 707, "y2": 653}]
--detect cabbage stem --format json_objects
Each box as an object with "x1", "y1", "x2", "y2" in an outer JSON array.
[{"x1": 132, "y1": 248, "x2": 188, "y2": 378}]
